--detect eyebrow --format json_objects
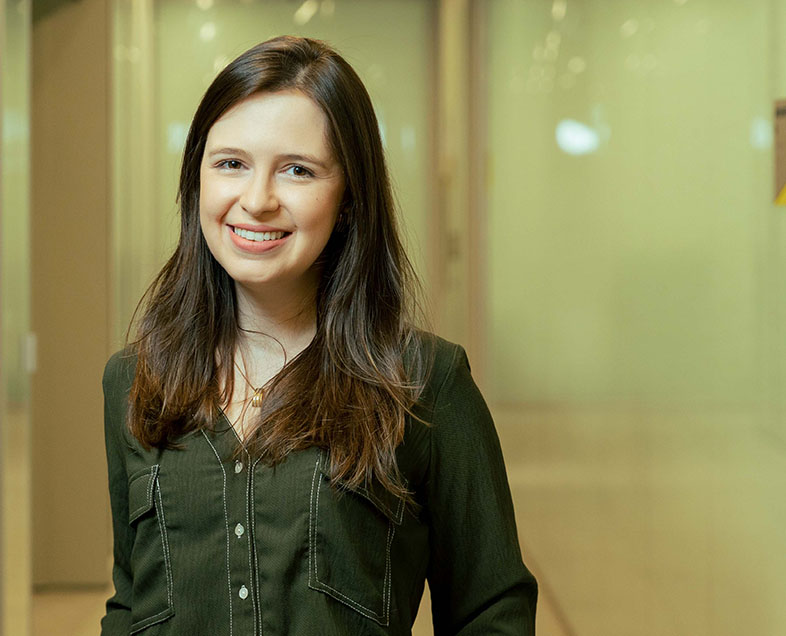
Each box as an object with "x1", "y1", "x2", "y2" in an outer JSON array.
[
  {"x1": 280, "y1": 153, "x2": 329, "y2": 169},
  {"x1": 206, "y1": 146, "x2": 250, "y2": 158},
  {"x1": 205, "y1": 147, "x2": 329, "y2": 169}
]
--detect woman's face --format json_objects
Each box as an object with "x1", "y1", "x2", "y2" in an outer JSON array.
[{"x1": 199, "y1": 90, "x2": 345, "y2": 297}]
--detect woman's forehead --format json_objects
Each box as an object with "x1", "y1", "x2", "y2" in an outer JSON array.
[{"x1": 204, "y1": 90, "x2": 334, "y2": 158}]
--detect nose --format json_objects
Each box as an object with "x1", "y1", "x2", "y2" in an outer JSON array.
[{"x1": 239, "y1": 172, "x2": 279, "y2": 215}]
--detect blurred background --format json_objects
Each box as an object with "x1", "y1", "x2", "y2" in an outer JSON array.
[{"x1": 2, "y1": 0, "x2": 786, "y2": 634}]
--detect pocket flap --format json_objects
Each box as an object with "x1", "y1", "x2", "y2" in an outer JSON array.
[
  {"x1": 319, "y1": 454, "x2": 405, "y2": 525},
  {"x1": 128, "y1": 465, "x2": 160, "y2": 525}
]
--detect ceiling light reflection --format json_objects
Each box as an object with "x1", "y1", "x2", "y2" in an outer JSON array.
[
  {"x1": 750, "y1": 117, "x2": 773, "y2": 150},
  {"x1": 196, "y1": 0, "x2": 213, "y2": 11},
  {"x1": 533, "y1": 45, "x2": 545, "y2": 62},
  {"x1": 167, "y1": 122, "x2": 189, "y2": 154},
  {"x1": 2, "y1": 110, "x2": 26, "y2": 141},
  {"x1": 552, "y1": 0, "x2": 567, "y2": 21},
  {"x1": 400, "y1": 126, "x2": 416, "y2": 152},
  {"x1": 200, "y1": 22, "x2": 216, "y2": 41},
  {"x1": 567, "y1": 56, "x2": 586, "y2": 74},
  {"x1": 620, "y1": 19, "x2": 638, "y2": 38},
  {"x1": 294, "y1": 0, "x2": 319, "y2": 25},
  {"x1": 556, "y1": 119, "x2": 599, "y2": 155}
]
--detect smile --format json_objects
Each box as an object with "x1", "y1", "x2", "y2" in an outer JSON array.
[{"x1": 232, "y1": 227, "x2": 288, "y2": 242}]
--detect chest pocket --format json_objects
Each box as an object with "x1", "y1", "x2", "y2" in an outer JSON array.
[
  {"x1": 127, "y1": 465, "x2": 175, "y2": 634},
  {"x1": 308, "y1": 450, "x2": 405, "y2": 626}
]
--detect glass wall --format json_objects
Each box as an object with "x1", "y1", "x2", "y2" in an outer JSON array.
[
  {"x1": 109, "y1": 1, "x2": 786, "y2": 634},
  {"x1": 1, "y1": 0, "x2": 32, "y2": 634},
  {"x1": 485, "y1": 1, "x2": 786, "y2": 634}
]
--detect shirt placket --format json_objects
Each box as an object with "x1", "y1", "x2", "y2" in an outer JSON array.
[
  {"x1": 227, "y1": 446, "x2": 257, "y2": 635},
  {"x1": 204, "y1": 424, "x2": 259, "y2": 636}
]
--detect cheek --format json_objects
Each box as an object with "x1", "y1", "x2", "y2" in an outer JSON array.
[
  {"x1": 199, "y1": 184, "x2": 227, "y2": 223},
  {"x1": 290, "y1": 192, "x2": 335, "y2": 230},
  {"x1": 198, "y1": 171, "x2": 211, "y2": 218},
  {"x1": 198, "y1": 185, "x2": 223, "y2": 244},
  {"x1": 312, "y1": 186, "x2": 343, "y2": 225}
]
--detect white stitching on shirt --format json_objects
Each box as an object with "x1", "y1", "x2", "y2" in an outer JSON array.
[
  {"x1": 308, "y1": 449, "x2": 393, "y2": 625},
  {"x1": 383, "y1": 519, "x2": 395, "y2": 623},
  {"x1": 128, "y1": 466, "x2": 174, "y2": 635},
  {"x1": 129, "y1": 608, "x2": 172, "y2": 634},
  {"x1": 146, "y1": 465, "x2": 157, "y2": 507},
  {"x1": 308, "y1": 452, "x2": 320, "y2": 586},
  {"x1": 249, "y1": 452, "x2": 262, "y2": 636},
  {"x1": 127, "y1": 465, "x2": 158, "y2": 522},
  {"x1": 202, "y1": 431, "x2": 233, "y2": 636},
  {"x1": 155, "y1": 483, "x2": 174, "y2": 610}
]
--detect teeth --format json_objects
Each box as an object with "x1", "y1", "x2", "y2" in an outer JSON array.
[{"x1": 233, "y1": 228, "x2": 286, "y2": 242}]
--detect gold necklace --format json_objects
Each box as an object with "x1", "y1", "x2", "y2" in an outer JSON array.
[{"x1": 234, "y1": 359, "x2": 264, "y2": 408}]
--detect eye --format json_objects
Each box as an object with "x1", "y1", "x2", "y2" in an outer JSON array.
[
  {"x1": 216, "y1": 159, "x2": 244, "y2": 170},
  {"x1": 285, "y1": 164, "x2": 315, "y2": 179}
]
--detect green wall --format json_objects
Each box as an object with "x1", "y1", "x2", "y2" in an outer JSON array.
[{"x1": 487, "y1": 0, "x2": 782, "y2": 410}]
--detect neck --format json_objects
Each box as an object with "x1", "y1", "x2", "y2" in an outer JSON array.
[{"x1": 233, "y1": 275, "x2": 318, "y2": 359}]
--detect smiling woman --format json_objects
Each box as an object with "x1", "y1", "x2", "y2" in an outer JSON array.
[{"x1": 100, "y1": 36, "x2": 536, "y2": 635}]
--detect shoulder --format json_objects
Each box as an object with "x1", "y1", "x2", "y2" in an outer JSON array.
[
  {"x1": 102, "y1": 347, "x2": 141, "y2": 455},
  {"x1": 103, "y1": 346, "x2": 139, "y2": 398},
  {"x1": 413, "y1": 330, "x2": 464, "y2": 373},
  {"x1": 406, "y1": 330, "x2": 473, "y2": 415}
]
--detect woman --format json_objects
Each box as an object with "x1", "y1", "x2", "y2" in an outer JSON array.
[{"x1": 102, "y1": 36, "x2": 536, "y2": 635}]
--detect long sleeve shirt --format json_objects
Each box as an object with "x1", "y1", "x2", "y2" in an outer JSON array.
[{"x1": 101, "y1": 335, "x2": 537, "y2": 635}]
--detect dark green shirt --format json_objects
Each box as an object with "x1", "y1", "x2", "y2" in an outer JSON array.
[{"x1": 101, "y1": 336, "x2": 537, "y2": 635}]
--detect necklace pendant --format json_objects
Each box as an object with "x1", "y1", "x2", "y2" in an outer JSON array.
[{"x1": 251, "y1": 388, "x2": 264, "y2": 408}]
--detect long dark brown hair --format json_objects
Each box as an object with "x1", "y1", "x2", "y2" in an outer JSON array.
[{"x1": 128, "y1": 36, "x2": 427, "y2": 500}]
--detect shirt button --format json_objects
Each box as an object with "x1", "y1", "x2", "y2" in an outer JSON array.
[
  {"x1": 234, "y1": 523, "x2": 245, "y2": 538},
  {"x1": 234, "y1": 460, "x2": 243, "y2": 474},
  {"x1": 239, "y1": 585, "x2": 249, "y2": 600}
]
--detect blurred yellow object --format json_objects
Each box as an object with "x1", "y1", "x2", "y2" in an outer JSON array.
[{"x1": 777, "y1": 184, "x2": 786, "y2": 205}]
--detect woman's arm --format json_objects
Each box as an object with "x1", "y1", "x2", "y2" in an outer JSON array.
[
  {"x1": 100, "y1": 353, "x2": 135, "y2": 634},
  {"x1": 426, "y1": 344, "x2": 537, "y2": 635}
]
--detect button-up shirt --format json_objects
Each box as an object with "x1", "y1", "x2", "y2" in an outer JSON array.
[{"x1": 101, "y1": 336, "x2": 537, "y2": 635}]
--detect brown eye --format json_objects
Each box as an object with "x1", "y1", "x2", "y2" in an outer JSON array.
[
  {"x1": 217, "y1": 160, "x2": 243, "y2": 170},
  {"x1": 286, "y1": 165, "x2": 314, "y2": 178}
]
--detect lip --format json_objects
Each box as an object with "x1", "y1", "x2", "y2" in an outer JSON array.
[{"x1": 227, "y1": 224, "x2": 291, "y2": 254}]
